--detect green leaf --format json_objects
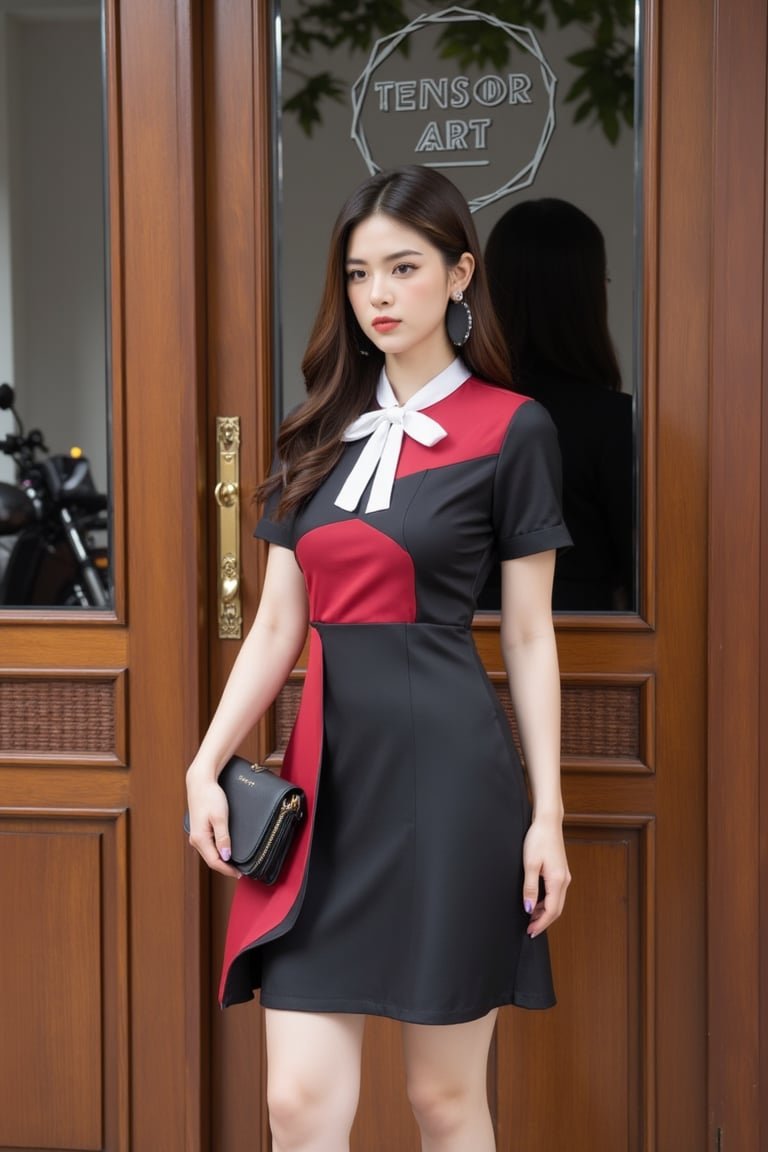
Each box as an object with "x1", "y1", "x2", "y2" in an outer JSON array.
[
  {"x1": 601, "y1": 106, "x2": 620, "y2": 143},
  {"x1": 573, "y1": 99, "x2": 592, "y2": 124},
  {"x1": 283, "y1": 71, "x2": 346, "y2": 136}
]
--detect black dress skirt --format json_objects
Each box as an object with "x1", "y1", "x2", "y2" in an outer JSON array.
[{"x1": 219, "y1": 373, "x2": 571, "y2": 1023}]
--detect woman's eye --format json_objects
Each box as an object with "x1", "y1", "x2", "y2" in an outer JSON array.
[
  {"x1": 347, "y1": 269, "x2": 366, "y2": 282},
  {"x1": 394, "y1": 263, "x2": 415, "y2": 275}
]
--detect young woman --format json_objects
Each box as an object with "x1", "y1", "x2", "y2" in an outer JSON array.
[{"x1": 186, "y1": 165, "x2": 572, "y2": 1152}]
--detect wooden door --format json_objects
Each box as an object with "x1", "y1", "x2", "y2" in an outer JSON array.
[
  {"x1": 0, "y1": 2, "x2": 207, "y2": 1148},
  {"x1": 201, "y1": 2, "x2": 711, "y2": 1151},
  {"x1": 1, "y1": 1, "x2": 763, "y2": 1150}
]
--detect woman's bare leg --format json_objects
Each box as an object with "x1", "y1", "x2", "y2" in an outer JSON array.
[
  {"x1": 402, "y1": 1010, "x2": 498, "y2": 1152},
  {"x1": 265, "y1": 1009, "x2": 366, "y2": 1152}
]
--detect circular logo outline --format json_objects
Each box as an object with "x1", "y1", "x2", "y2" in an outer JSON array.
[{"x1": 350, "y1": 5, "x2": 558, "y2": 212}]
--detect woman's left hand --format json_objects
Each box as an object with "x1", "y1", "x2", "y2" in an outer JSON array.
[{"x1": 522, "y1": 815, "x2": 571, "y2": 937}]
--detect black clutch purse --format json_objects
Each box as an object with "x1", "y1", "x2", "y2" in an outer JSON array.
[{"x1": 184, "y1": 754, "x2": 305, "y2": 884}]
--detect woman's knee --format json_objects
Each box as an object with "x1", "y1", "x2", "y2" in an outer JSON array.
[
  {"x1": 406, "y1": 1072, "x2": 481, "y2": 1139},
  {"x1": 267, "y1": 1066, "x2": 359, "y2": 1148},
  {"x1": 265, "y1": 1010, "x2": 364, "y2": 1149},
  {"x1": 267, "y1": 1073, "x2": 314, "y2": 1143}
]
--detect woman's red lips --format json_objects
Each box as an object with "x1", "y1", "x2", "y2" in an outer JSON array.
[{"x1": 372, "y1": 317, "x2": 400, "y2": 332}]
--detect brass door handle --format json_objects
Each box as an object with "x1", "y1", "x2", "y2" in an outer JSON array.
[
  {"x1": 214, "y1": 480, "x2": 238, "y2": 508},
  {"x1": 215, "y1": 417, "x2": 242, "y2": 638}
]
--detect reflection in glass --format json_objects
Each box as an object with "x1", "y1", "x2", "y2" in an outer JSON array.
[
  {"x1": 483, "y1": 199, "x2": 634, "y2": 611},
  {"x1": 0, "y1": 0, "x2": 110, "y2": 607},
  {"x1": 273, "y1": 0, "x2": 640, "y2": 612}
]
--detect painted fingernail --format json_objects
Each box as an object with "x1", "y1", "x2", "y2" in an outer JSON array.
[
  {"x1": 220, "y1": 847, "x2": 231, "y2": 862},
  {"x1": 524, "y1": 899, "x2": 533, "y2": 914}
]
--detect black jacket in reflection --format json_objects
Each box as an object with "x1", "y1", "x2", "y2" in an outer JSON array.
[
  {"x1": 480, "y1": 197, "x2": 634, "y2": 612},
  {"x1": 520, "y1": 372, "x2": 632, "y2": 611}
]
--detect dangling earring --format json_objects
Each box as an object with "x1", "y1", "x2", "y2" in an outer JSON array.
[{"x1": 446, "y1": 290, "x2": 473, "y2": 347}]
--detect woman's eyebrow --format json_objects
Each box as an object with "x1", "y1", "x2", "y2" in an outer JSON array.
[{"x1": 346, "y1": 249, "x2": 423, "y2": 265}]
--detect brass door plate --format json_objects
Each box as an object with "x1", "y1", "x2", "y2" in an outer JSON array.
[{"x1": 215, "y1": 417, "x2": 242, "y2": 638}]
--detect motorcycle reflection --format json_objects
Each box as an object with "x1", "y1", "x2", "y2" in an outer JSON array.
[{"x1": 0, "y1": 382, "x2": 110, "y2": 607}]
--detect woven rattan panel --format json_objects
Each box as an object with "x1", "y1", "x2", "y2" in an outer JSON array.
[
  {"x1": 495, "y1": 681, "x2": 640, "y2": 760},
  {"x1": 275, "y1": 678, "x2": 640, "y2": 762},
  {"x1": 275, "y1": 681, "x2": 303, "y2": 756},
  {"x1": 0, "y1": 677, "x2": 116, "y2": 754}
]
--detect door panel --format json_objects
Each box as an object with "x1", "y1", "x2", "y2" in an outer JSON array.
[
  {"x1": 199, "y1": 1, "x2": 710, "y2": 1150},
  {"x1": 497, "y1": 823, "x2": 651, "y2": 1150},
  {"x1": 0, "y1": 810, "x2": 128, "y2": 1151}
]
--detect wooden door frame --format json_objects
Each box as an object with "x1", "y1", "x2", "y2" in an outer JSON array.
[
  {"x1": 708, "y1": 1, "x2": 768, "y2": 1148},
  {"x1": 118, "y1": 0, "x2": 208, "y2": 1146},
  {"x1": 202, "y1": 2, "x2": 277, "y2": 1148}
]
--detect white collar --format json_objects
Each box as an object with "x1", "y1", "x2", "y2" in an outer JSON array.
[{"x1": 334, "y1": 360, "x2": 470, "y2": 514}]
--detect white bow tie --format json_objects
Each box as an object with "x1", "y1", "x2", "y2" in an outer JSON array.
[{"x1": 334, "y1": 362, "x2": 469, "y2": 514}]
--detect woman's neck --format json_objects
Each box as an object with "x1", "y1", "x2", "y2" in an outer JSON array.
[{"x1": 385, "y1": 346, "x2": 456, "y2": 405}]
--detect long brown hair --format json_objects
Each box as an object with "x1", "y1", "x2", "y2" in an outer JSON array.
[
  {"x1": 260, "y1": 165, "x2": 512, "y2": 517},
  {"x1": 485, "y1": 198, "x2": 623, "y2": 391}
]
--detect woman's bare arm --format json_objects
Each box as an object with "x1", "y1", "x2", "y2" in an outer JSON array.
[
  {"x1": 500, "y1": 550, "x2": 571, "y2": 934},
  {"x1": 186, "y1": 543, "x2": 309, "y2": 875}
]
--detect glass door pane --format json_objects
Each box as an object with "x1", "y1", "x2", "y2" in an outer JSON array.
[
  {"x1": 0, "y1": 0, "x2": 111, "y2": 608},
  {"x1": 273, "y1": 0, "x2": 640, "y2": 612}
]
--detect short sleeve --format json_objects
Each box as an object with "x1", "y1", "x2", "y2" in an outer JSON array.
[
  {"x1": 253, "y1": 456, "x2": 297, "y2": 551},
  {"x1": 493, "y1": 400, "x2": 573, "y2": 560}
]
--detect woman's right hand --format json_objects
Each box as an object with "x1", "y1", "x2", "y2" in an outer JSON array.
[{"x1": 185, "y1": 770, "x2": 241, "y2": 878}]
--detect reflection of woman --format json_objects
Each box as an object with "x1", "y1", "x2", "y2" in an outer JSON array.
[
  {"x1": 485, "y1": 198, "x2": 634, "y2": 611},
  {"x1": 187, "y1": 166, "x2": 571, "y2": 1151}
]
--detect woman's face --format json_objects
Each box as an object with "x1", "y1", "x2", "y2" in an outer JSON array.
[{"x1": 345, "y1": 213, "x2": 472, "y2": 369}]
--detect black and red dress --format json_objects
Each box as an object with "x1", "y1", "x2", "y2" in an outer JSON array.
[{"x1": 220, "y1": 360, "x2": 572, "y2": 1022}]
